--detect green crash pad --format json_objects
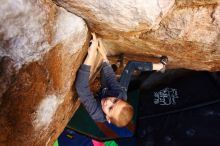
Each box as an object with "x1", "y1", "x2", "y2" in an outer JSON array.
[
  {"x1": 104, "y1": 140, "x2": 118, "y2": 146},
  {"x1": 53, "y1": 140, "x2": 59, "y2": 146}
]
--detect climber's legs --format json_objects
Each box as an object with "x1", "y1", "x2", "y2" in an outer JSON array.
[
  {"x1": 119, "y1": 61, "x2": 153, "y2": 91},
  {"x1": 119, "y1": 56, "x2": 168, "y2": 91}
]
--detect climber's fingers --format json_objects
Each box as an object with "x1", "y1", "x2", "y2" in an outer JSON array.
[
  {"x1": 97, "y1": 39, "x2": 107, "y2": 59},
  {"x1": 89, "y1": 33, "x2": 98, "y2": 51},
  {"x1": 91, "y1": 33, "x2": 97, "y2": 41}
]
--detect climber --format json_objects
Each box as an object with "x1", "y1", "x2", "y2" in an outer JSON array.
[{"x1": 75, "y1": 33, "x2": 168, "y2": 127}]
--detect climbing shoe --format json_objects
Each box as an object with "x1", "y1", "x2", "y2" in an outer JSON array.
[{"x1": 159, "y1": 56, "x2": 168, "y2": 73}]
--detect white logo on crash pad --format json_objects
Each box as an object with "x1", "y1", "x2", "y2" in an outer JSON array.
[{"x1": 154, "y1": 88, "x2": 179, "y2": 106}]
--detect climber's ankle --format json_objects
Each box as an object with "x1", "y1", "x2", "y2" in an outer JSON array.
[{"x1": 152, "y1": 56, "x2": 168, "y2": 73}]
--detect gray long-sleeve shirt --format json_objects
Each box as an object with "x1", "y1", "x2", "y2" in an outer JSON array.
[{"x1": 75, "y1": 62, "x2": 127, "y2": 122}]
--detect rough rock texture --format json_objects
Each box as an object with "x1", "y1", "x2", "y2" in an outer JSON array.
[
  {"x1": 55, "y1": 0, "x2": 220, "y2": 71},
  {"x1": 0, "y1": 0, "x2": 89, "y2": 145},
  {"x1": 1, "y1": 0, "x2": 220, "y2": 146}
]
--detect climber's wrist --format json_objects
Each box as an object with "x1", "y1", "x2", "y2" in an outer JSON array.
[{"x1": 103, "y1": 58, "x2": 109, "y2": 64}]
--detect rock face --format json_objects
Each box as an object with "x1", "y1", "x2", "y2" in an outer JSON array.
[
  {"x1": 0, "y1": 0, "x2": 88, "y2": 145},
  {"x1": 55, "y1": 0, "x2": 220, "y2": 71},
  {"x1": 1, "y1": 0, "x2": 220, "y2": 146}
]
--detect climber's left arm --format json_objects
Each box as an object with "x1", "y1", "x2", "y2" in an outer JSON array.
[{"x1": 75, "y1": 33, "x2": 105, "y2": 122}]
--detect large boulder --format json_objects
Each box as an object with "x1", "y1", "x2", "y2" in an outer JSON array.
[
  {"x1": 54, "y1": 0, "x2": 220, "y2": 71},
  {"x1": 0, "y1": 0, "x2": 88, "y2": 145},
  {"x1": 0, "y1": 0, "x2": 220, "y2": 145}
]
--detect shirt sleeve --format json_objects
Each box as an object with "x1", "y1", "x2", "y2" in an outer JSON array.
[
  {"x1": 75, "y1": 64, "x2": 105, "y2": 122},
  {"x1": 102, "y1": 62, "x2": 122, "y2": 90},
  {"x1": 101, "y1": 62, "x2": 127, "y2": 100}
]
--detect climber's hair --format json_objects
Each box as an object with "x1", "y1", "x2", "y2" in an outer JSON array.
[{"x1": 110, "y1": 102, "x2": 134, "y2": 127}]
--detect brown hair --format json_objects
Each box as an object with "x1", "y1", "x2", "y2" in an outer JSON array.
[{"x1": 110, "y1": 102, "x2": 134, "y2": 127}]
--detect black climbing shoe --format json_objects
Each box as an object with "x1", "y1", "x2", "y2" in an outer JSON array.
[
  {"x1": 159, "y1": 56, "x2": 168, "y2": 73},
  {"x1": 160, "y1": 56, "x2": 168, "y2": 65}
]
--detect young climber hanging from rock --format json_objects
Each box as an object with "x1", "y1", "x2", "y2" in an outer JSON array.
[{"x1": 75, "y1": 33, "x2": 168, "y2": 127}]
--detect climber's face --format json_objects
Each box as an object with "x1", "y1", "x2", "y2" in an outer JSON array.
[{"x1": 101, "y1": 97, "x2": 126, "y2": 121}]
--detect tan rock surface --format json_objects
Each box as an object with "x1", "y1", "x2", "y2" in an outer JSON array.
[
  {"x1": 0, "y1": 0, "x2": 89, "y2": 145},
  {"x1": 55, "y1": 0, "x2": 220, "y2": 71},
  {"x1": 1, "y1": 0, "x2": 220, "y2": 145}
]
